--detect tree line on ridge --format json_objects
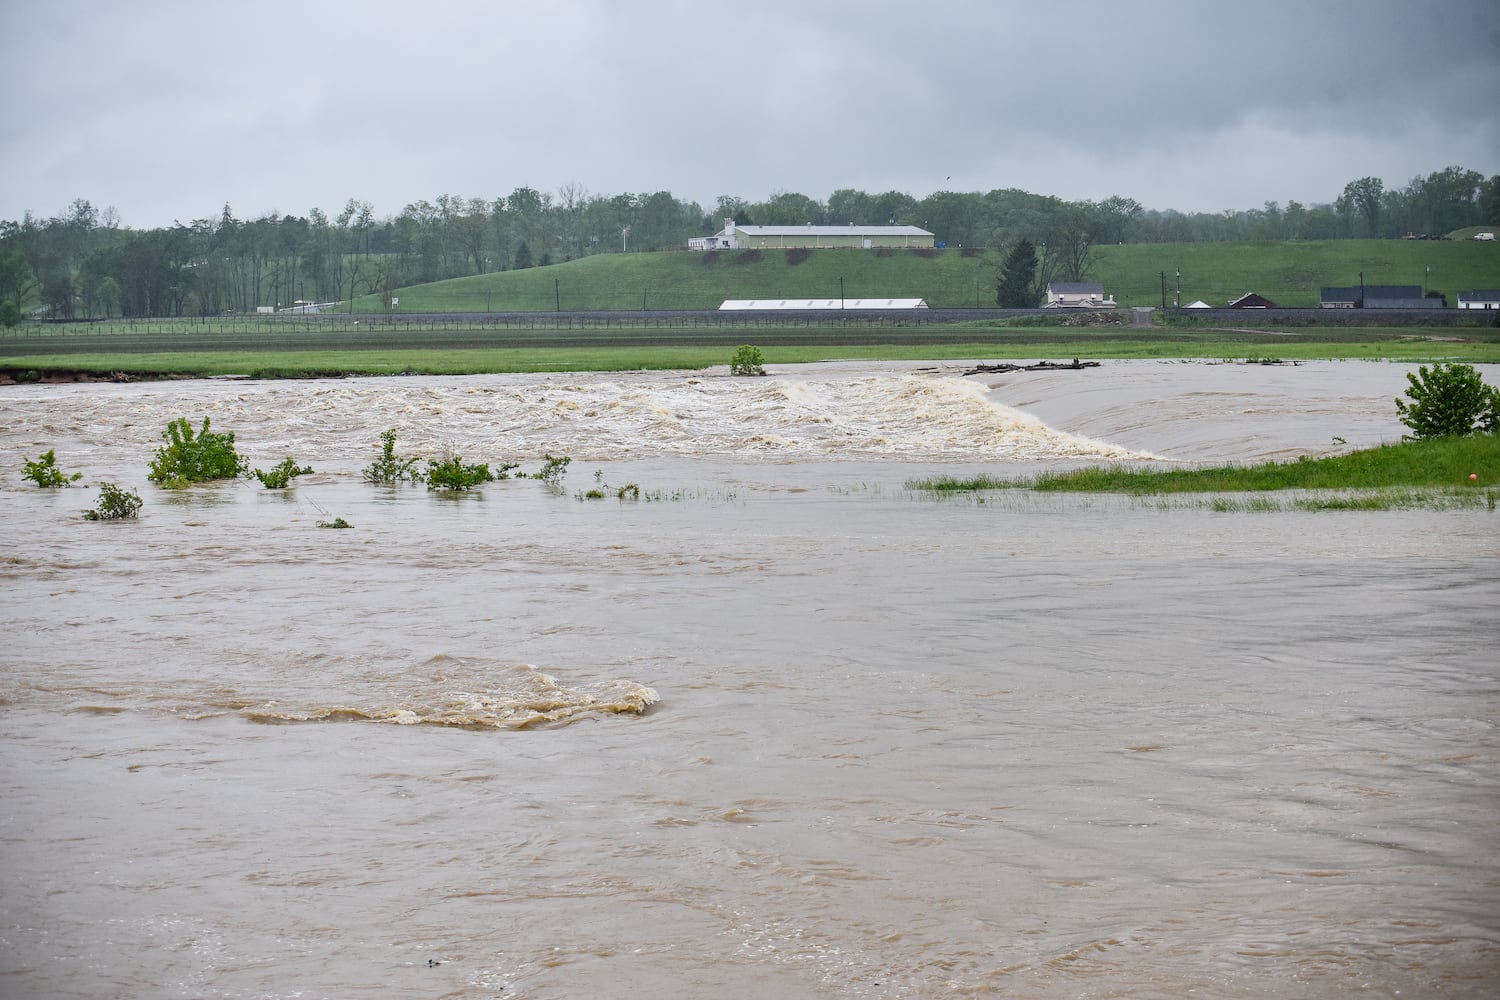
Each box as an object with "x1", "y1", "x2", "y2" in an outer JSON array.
[{"x1": 0, "y1": 166, "x2": 1494, "y2": 322}]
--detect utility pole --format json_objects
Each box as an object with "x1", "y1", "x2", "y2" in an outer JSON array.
[
  {"x1": 1160, "y1": 271, "x2": 1167, "y2": 310},
  {"x1": 555, "y1": 278, "x2": 560, "y2": 312},
  {"x1": 839, "y1": 276, "x2": 845, "y2": 309},
  {"x1": 1175, "y1": 269, "x2": 1181, "y2": 309}
]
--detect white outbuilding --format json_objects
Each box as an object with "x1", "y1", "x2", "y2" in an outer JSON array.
[
  {"x1": 719, "y1": 298, "x2": 929, "y2": 310},
  {"x1": 690, "y1": 219, "x2": 934, "y2": 251}
]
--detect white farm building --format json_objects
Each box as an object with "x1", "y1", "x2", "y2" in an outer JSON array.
[
  {"x1": 689, "y1": 219, "x2": 934, "y2": 251},
  {"x1": 719, "y1": 298, "x2": 929, "y2": 310}
]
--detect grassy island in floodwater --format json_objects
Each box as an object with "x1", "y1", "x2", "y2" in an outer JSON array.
[{"x1": 909, "y1": 433, "x2": 1500, "y2": 510}]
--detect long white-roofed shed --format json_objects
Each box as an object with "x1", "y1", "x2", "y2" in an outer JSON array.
[
  {"x1": 689, "y1": 219, "x2": 934, "y2": 251},
  {"x1": 719, "y1": 298, "x2": 929, "y2": 310}
]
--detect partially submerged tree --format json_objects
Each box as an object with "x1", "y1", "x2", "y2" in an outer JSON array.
[
  {"x1": 1395, "y1": 363, "x2": 1500, "y2": 439},
  {"x1": 363, "y1": 428, "x2": 423, "y2": 483},
  {"x1": 82, "y1": 482, "x2": 143, "y2": 520},
  {"x1": 251, "y1": 457, "x2": 313, "y2": 489},
  {"x1": 23, "y1": 449, "x2": 82, "y2": 487},
  {"x1": 148, "y1": 417, "x2": 246, "y2": 488},
  {"x1": 729, "y1": 345, "x2": 766, "y2": 376}
]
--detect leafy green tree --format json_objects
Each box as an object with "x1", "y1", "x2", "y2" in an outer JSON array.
[
  {"x1": 995, "y1": 238, "x2": 1039, "y2": 307},
  {"x1": 1395, "y1": 363, "x2": 1500, "y2": 440},
  {"x1": 1342, "y1": 176, "x2": 1385, "y2": 236},
  {"x1": 514, "y1": 241, "x2": 533, "y2": 270},
  {"x1": 752, "y1": 191, "x2": 822, "y2": 226},
  {"x1": 0, "y1": 298, "x2": 19, "y2": 327},
  {"x1": 729, "y1": 345, "x2": 766, "y2": 376},
  {"x1": 912, "y1": 190, "x2": 984, "y2": 247},
  {"x1": 95, "y1": 276, "x2": 120, "y2": 319},
  {"x1": 1092, "y1": 195, "x2": 1144, "y2": 244},
  {"x1": 0, "y1": 249, "x2": 35, "y2": 309},
  {"x1": 1479, "y1": 174, "x2": 1500, "y2": 227},
  {"x1": 1399, "y1": 166, "x2": 1484, "y2": 234},
  {"x1": 40, "y1": 268, "x2": 75, "y2": 319},
  {"x1": 713, "y1": 195, "x2": 755, "y2": 226}
]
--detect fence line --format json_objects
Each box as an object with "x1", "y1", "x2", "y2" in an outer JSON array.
[{"x1": 0, "y1": 311, "x2": 950, "y2": 340}]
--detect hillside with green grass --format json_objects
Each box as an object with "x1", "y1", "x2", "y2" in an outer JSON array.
[
  {"x1": 1101, "y1": 237, "x2": 1497, "y2": 308},
  {"x1": 353, "y1": 239, "x2": 1500, "y2": 313}
]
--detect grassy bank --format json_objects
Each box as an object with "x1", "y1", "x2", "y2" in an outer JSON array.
[
  {"x1": 4, "y1": 338, "x2": 1499, "y2": 382},
  {"x1": 5, "y1": 313, "x2": 1500, "y2": 381},
  {"x1": 909, "y1": 434, "x2": 1500, "y2": 498}
]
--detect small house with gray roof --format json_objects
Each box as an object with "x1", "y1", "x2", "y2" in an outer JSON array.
[
  {"x1": 1044, "y1": 282, "x2": 1115, "y2": 308},
  {"x1": 1458, "y1": 289, "x2": 1500, "y2": 310}
]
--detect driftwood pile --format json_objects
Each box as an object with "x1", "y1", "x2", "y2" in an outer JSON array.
[{"x1": 961, "y1": 359, "x2": 1101, "y2": 376}]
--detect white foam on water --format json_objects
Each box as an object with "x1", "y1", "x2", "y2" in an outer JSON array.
[{"x1": 0, "y1": 370, "x2": 1150, "y2": 468}]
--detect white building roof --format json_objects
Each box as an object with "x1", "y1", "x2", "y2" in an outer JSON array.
[
  {"x1": 719, "y1": 298, "x2": 929, "y2": 311},
  {"x1": 728, "y1": 224, "x2": 932, "y2": 238}
]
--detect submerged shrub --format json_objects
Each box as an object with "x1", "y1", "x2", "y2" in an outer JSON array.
[
  {"x1": 363, "y1": 428, "x2": 423, "y2": 484},
  {"x1": 252, "y1": 457, "x2": 313, "y2": 489},
  {"x1": 82, "y1": 482, "x2": 143, "y2": 520},
  {"x1": 573, "y1": 469, "x2": 641, "y2": 501},
  {"x1": 530, "y1": 453, "x2": 571, "y2": 486},
  {"x1": 730, "y1": 344, "x2": 766, "y2": 376},
  {"x1": 23, "y1": 449, "x2": 83, "y2": 488},
  {"x1": 425, "y1": 455, "x2": 495, "y2": 491},
  {"x1": 1395, "y1": 363, "x2": 1500, "y2": 440},
  {"x1": 148, "y1": 416, "x2": 246, "y2": 488}
]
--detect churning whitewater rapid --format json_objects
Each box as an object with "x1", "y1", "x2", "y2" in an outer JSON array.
[{"x1": 2, "y1": 359, "x2": 1497, "y2": 998}]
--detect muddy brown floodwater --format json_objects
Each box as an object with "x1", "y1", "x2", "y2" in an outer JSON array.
[{"x1": 2, "y1": 360, "x2": 1497, "y2": 998}]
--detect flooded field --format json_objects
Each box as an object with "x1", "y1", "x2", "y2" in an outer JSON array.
[{"x1": 2, "y1": 360, "x2": 1497, "y2": 998}]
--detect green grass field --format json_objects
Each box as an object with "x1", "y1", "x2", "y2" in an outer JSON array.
[
  {"x1": 343, "y1": 238, "x2": 1500, "y2": 312},
  {"x1": 5, "y1": 325, "x2": 1500, "y2": 380}
]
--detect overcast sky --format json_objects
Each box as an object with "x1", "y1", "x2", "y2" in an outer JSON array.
[{"x1": 3, "y1": 0, "x2": 1497, "y2": 229}]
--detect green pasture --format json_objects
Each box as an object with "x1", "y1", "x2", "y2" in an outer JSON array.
[
  {"x1": 348, "y1": 238, "x2": 1500, "y2": 312},
  {"x1": 1103, "y1": 238, "x2": 1497, "y2": 308},
  {"x1": 5, "y1": 323, "x2": 1500, "y2": 380},
  {"x1": 354, "y1": 247, "x2": 1005, "y2": 312}
]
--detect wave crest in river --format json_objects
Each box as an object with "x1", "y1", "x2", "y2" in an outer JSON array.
[
  {"x1": 4, "y1": 372, "x2": 1151, "y2": 464},
  {"x1": 234, "y1": 660, "x2": 657, "y2": 729}
]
